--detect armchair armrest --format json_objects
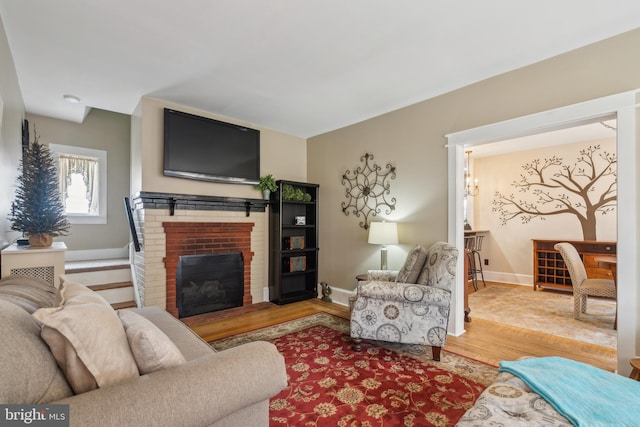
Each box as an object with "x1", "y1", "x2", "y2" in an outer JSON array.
[
  {"x1": 366, "y1": 270, "x2": 399, "y2": 282},
  {"x1": 55, "y1": 341, "x2": 287, "y2": 427},
  {"x1": 358, "y1": 281, "x2": 451, "y2": 307}
]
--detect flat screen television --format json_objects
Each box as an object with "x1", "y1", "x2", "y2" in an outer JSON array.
[{"x1": 163, "y1": 108, "x2": 260, "y2": 184}]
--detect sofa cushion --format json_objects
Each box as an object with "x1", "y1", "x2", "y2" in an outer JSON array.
[
  {"x1": 118, "y1": 309, "x2": 186, "y2": 374},
  {"x1": 396, "y1": 245, "x2": 428, "y2": 284},
  {"x1": 32, "y1": 278, "x2": 139, "y2": 394},
  {"x1": 0, "y1": 299, "x2": 73, "y2": 403},
  {"x1": 0, "y1": 275, "x2": 58, "y2": 313}
]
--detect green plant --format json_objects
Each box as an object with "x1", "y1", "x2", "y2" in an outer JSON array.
[
  {"x1": 282, "y1": 184, "x2": 296, "y2": 200},
  {"x1": 257, "y1": 174, "x2": 278, "y2": 192},
  {"x1": 9, "y1": 134, "x2": 69, "y2": 237}
]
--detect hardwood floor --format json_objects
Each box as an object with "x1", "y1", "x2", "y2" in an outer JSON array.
[{"x1": 189, "y1": 285, "x2": 616, "y2": 372}]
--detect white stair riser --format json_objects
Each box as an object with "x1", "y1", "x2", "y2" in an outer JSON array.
[
  {"x1": 65, "y1": 268, "x2": 131, "y2": 286},
  {"x1": 94, "y1": 286, "x2": 135, "y2": 304}
]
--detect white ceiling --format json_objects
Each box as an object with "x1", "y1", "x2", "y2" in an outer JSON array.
[
  {"x1": 471, "y1": 118, "x2": 618, "y2": 158},
  {"x1": 1, "y1": 1, "x2": 640, "y2": 138}
]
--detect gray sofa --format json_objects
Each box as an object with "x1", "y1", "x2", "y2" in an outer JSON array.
[{"x1": 0, "y1": 275, "x2": 287, "y2": 427}]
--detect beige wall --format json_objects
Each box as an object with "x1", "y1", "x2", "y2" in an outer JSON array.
[
  {"x1": 132, "y1": 97, "x2": 307, "y2": 198},
  {"x1": 26, "y1": 109, "x2": 131, "y2": 251},
  {"x1": 473, "y1": 138, "x2": 617, "y2": 284},
  {"x1": 308, "y1": 27, "x2": 640, "y2": 294},
  {"x1": 0, "y1": 18, "x2": 25, "y2": 249}
]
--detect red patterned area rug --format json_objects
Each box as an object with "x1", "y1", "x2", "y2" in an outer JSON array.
[{"x1": 210, "y1": 313, "x2": 497, "y2": 426}]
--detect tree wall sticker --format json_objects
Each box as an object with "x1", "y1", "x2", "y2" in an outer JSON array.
[{"x1": 492, "y1": 145, "x2": 616, "y2": 241}]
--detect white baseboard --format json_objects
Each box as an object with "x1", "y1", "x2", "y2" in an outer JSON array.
[
  {"x1": 65, "y1": 247, "x2": 128, "y2": 262},
  {"x1": 482, "y1": 270, "x2": 532, "y2": 286},
  {"x1": 317, "y1": 285, "x2": 351, "y2": 307}
]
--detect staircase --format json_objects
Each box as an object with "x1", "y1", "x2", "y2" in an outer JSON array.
[{"x1": 64, "y1": 257, "x2": 137, "y2": 309}]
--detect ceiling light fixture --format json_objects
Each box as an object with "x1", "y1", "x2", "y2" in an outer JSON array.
[
  {"x1": 464, "y1": 150, "x2": 479, "y2": 198},
  {"x1": 63, "y1": 94, "x2": 81, "y2": 104}
]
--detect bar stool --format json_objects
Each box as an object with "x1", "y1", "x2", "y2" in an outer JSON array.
[
  {"x1": 466, "y1": 235, "x2": 486, "y2": 291},
  {"x1": 464, "y1": 236, "x2": 478, "y2": 291}
]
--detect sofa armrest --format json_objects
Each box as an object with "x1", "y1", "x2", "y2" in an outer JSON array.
[
  {"x1": 54, "y1": 341, "x2": 287, "y2": 427},
  {"x1": 357, "y1": 281, "x2": 451, "y2": 307}
]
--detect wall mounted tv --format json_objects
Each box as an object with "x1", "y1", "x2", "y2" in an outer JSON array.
[{"x1": 163, "y1": 108, "x2": 260, "y2": 184}]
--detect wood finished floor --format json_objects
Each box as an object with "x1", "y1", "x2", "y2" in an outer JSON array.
[{"x1": 189, "y1": 283, "x2": 616, "y2": 372}]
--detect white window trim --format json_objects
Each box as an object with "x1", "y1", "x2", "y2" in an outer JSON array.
[{"x1": 49, "y1": 143, "x2": 107, "y2": 225}]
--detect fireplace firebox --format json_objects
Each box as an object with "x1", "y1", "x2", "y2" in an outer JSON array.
[{"x1": 176, "y1": 252, "x2": 244, "y2": 318}]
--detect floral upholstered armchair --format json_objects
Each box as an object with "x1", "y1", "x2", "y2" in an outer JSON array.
[{"x1": 350, "y1": 242, "x2": 459, "y2": 361}]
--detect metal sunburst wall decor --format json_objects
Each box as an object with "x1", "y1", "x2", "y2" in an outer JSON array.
[{"x1": 341, "y1": 152, "x2": 397, "y2": 229}]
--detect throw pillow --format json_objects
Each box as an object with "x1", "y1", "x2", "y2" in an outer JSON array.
[
  {"x1": 32, "y1": 278, "x2": 139, "y2": 394},
  {"x1": 118, "y1": 310, "x2": 186, "y2": 375},
  {"x1": 396, "y1": 245, "x2": 428, "y2": 284}
]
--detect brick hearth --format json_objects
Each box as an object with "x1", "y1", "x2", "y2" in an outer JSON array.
[{"x1": 163, "y1": 222, "x2": 254, "y2": 317}]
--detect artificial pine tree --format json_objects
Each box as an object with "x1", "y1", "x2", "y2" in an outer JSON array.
[{"x1": 9, "y1": 134, "x2": 69, "y2": 247}]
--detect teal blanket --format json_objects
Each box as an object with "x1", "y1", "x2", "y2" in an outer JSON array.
[{"x1": 499, "y1": 357, "x2": 640, "y2": 427}]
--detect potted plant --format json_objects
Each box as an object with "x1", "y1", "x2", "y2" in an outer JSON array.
[
  {"x1": 257, "y1": 174, "x2": 278, "y2": 200},
  {"x1": 9, "y1": 134, "x2": 69, "y2": 247}
]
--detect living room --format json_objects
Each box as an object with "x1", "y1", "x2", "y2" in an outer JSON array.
[{"x1": 1, "y1": 3, "x2": 640, "y2": 425}]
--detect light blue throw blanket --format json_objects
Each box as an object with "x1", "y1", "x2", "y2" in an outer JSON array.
[{"x1": 499, "y1": 357, "x2": 640, "y2": 427}]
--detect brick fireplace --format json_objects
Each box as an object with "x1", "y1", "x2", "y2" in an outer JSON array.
[
  {"x1": 163, "y1": 222, "x2": 254, "y2": 317},
  {"x1": 130, "y1": 192, "x2": 269, "y2": 316}
]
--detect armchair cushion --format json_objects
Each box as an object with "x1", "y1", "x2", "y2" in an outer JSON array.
[
  {"x1": 357, "y1": 281, "x2": 451, "y2": 307},
  {"x1": 396, "y1": 245, "x2": 428, "y2": 284},
  {"x1": 416, "y1": 242, "x2": 459, "y2": 292},
  {"x1": 366, "y1": 270, "x2": 399, "y2": 282}
]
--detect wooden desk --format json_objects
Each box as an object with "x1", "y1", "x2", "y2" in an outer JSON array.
[
  {"x1": 593, "y1": 255, "x2": 617, "y2": 330},
  {"x1": 630, "y1": 358, "x2": 640, "y2": 381}
]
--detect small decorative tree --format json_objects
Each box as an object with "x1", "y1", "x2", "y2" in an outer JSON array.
[
  {"x1": 9, "y1": 134, "x2": 69, "y2": 247},
  {"x1": 492, "y1": 145, "x2": 616, "y2": 241}
]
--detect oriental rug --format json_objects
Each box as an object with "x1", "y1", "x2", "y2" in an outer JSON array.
[
  {"x1": 468, "y1": 285, "x2": 616, "y2": 349},
  {"x1": 210, "y1": 313, "x2": 498, "y2": 426}
]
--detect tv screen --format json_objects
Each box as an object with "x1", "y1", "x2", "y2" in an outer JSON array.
[{"x1": 163, "y1": 108, "x2": 260, "y2": 184}]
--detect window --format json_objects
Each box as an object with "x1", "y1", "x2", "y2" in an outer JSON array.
[{"x1": 49, "y1": 144, "x2": 107, "y2": 224}]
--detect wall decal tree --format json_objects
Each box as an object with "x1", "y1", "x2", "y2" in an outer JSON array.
[{"x1": 492, "y1": 145, "x2": 616, "y2": 241}]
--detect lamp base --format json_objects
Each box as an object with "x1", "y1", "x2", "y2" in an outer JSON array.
[{"x1": 380, "y1": 246, "x2": 388, "y2": 270}]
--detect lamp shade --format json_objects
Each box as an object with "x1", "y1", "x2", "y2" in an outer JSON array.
[{"x1": 368, "y1": 222, "x2": 398, "y2": 245}]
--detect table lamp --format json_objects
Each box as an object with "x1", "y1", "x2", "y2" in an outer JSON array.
[{"x1": 368, "y1": 221, "x2": 398, "y2": 270}]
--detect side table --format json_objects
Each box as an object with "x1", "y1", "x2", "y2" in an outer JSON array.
[
  {"x1": 1, "y1": 242, "x2": 67, "y2": 287},
  {"x1": 630, "y1": 358, "x2": 640, "y2": 381}
]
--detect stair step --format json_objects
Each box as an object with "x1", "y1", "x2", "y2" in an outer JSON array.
[
  {"x1": 111, "y1": 301, "x2": 137, "y2": 310},
  {"x1": 65, "y1": 258, "x2": 129, "y2": 274},
  {"x1": 88, "y1": 282, "x2": 133, "y2": 292}
]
